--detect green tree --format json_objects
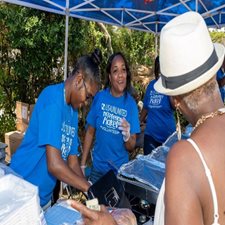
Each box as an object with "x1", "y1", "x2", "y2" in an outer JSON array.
[
  {"x1": 0, "y1": 5, "x2": 65, "y2": 140},
  {"x1": 0, "y1": 4, "x2": 157, "y2": 141},
  {"x1": 0, "y1": 4, "x2": 111, "y2": 140},
  {"x1": 210, "y1": 30, "x2": 225, "y2": 44},
  {"x1": 109, "y1": 27, "x2": 155, "y2": 67}
]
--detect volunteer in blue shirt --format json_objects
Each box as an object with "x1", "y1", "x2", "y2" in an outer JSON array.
[
  {"x1": 140, "y1": 56, "x2": 176, "y2": 155},
  {"x1": 216, "y1": 58, "x2": 225, "y2": 102},
  {"x1": 10, "y1": 49, "x2": 102, "y2": 209},
  {"x1": 81, "y1": 52, "x2": 140, "y2": 184}
]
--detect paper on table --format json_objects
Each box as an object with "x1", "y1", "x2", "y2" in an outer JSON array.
[{"x1": 45, "y1": 201, "x2": 82, "y2": 225}]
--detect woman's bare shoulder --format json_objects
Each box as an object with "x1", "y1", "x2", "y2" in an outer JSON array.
[
  {"x1": 164, "y1": 140, "x2": 204, "y2": 225},
  {"x1": 166, "y1": 140, "x2": 193, "y2": 166},
  {"x1": 165, "y1": 139, "x2": 200, "y2": 181}
]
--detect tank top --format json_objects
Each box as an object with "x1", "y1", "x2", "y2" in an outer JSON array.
[{"x1": 153, "y1": 138, "x2": 220, "y2": 225}]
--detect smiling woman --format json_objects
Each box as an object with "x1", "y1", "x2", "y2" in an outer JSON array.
[{"x1": 81, "y1": 52, "x2": 141, "y2": 184}]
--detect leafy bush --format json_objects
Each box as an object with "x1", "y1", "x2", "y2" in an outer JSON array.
[{"x1": 0, "y1": 113, "x2": 15, "y2": 142}]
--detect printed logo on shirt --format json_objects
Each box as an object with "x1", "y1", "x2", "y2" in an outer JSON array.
[
  {"x1": 148, "y1": 90, "x2": 163, "y2": 108},
  {"x1": 100, "y1": 103, "x2": 127, "y2": 134},
  {"x1": 61, "y1": 121, "x2": 76, "y2": 160}
]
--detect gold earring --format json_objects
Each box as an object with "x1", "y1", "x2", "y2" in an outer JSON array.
[{"x1": 176, "y1": 104, "x2": 181, "y2": 141}]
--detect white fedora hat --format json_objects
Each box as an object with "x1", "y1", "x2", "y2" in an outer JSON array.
[{"x1": 154, "y1": 11, "x2": 225, "y2": 96}]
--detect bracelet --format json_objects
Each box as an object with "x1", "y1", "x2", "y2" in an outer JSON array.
[{"x1": 81, "y1": 165, "x2": 87, "y2": 169}]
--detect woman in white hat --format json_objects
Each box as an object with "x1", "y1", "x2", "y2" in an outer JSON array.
[
  {"x1": 69, "y1": 11, "x2": 225, "y2": 225},
  {"x1": 153, "y1": 11, "x2": 225, "y2": 225}
]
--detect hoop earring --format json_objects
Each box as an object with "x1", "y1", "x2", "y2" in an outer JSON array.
[{"x1": 176, "y1": 104, "x2": 181, "y2": 141}]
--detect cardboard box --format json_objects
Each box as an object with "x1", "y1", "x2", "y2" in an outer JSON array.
[
  {"x1": 4, "y1": 131, "x2": 24, "y2": 163},
  {"x1": 15, "y1": 102, "x2": 36, "y2": 132},
  {"x1": 16, "y1": 118, "x2": 29, "y2": 133},
  {"x1": 16, "y1": 101, "x2": 29, "y2": 123}
]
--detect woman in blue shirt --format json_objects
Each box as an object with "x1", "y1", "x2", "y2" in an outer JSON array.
[
  {"x1": 81, "y1": 52, "x2": 140, "y2": 184},
  {"x1": 216, "y1": 58, "x2": 225, "y2": 102},
  {"x1": 10, "y1": 49, "x2": 102, "y2": 208},
  {"x1": 140, "y1": 56, "x2": 176, "y2": 155}
]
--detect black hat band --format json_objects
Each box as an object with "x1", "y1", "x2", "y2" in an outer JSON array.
[{"x1": 161, "y1": 48, "x2": 218, "y2": 90}]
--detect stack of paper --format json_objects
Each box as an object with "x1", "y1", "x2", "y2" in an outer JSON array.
[{"x1": 45, "y1": 201, "x2": 82, "y2": 225}]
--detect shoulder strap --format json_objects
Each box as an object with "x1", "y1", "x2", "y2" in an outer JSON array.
[{"x1": 187, "y1": 138, "x2": 220, "y2": 225}]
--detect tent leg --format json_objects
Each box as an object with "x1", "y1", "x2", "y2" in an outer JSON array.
[
  {"x1": 155, "y1": 34, "x2": 158, "y2": 58},
  {"x1": 64, "y1": 1, "x2": 69, "y2": 81},
  {"x1": 154, "y1": 23, "x2": 159, "y2": 58}
]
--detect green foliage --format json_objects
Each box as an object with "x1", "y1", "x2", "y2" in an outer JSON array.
[
  {"x1": 2, "y1": 3, "x2": 224, "y2": 143},
  {"x1": 0, "y1": 5, "x2": 65, "y2": 105},
  {"x1": 109, "y1": 27, "x2": 155, "y2": 67},
  {"x1": 132, "y1": 81, "x2": 145, "y2": 102},
  {"x1": 68, "y1": 20, "x2": 107, "y2": 77},
  {"x1": 210, "y1": 30, "x2": 225, "y2": 43},
  {"x1": 0, "y1": 113, "x2": 15, "y2": 142},
  {"x1": 0, "y1": 4, "x2": 66, "y2": 138},
  {"x1": 0, "y1": 4, "x2": 110, "y2": 139}
]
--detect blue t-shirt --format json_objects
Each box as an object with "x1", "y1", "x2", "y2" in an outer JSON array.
[
  {"x1": 143, "y1": 79, "x2": 176, "y2": 143},
  {"x1": 87, "y1": 88, "x2": 140, "y2": 173},
  {"x1": 10, "y1": 83, "x2": 79, "y2": 207},
  {"x1": 216, "y1": 68, "x2": 225, "y2": 102}
]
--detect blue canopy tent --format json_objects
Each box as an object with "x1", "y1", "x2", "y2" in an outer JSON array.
[{"x1": 2, "y1": 0, "x2": 225, "y2": 79}]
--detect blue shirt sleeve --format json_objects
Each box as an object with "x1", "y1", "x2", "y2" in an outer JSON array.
[
  {"x1": 217, "y1": 68, "x2": 224, "y2": 80},
  {"x1": 38, "y1": 103, "x2": 62, "y2": 150}
]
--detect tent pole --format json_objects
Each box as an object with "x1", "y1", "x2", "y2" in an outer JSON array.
[
  {"x1": 61, "y1": 1, "x2": 69, "y2": 196},
  {"x1": 195, "y1": 0, "x2": 198, "y2": 12},
  {"x1": 60, "y1": 2, "x2": 69, "y2": 193},
  {"x1": 155, "y1": 34, "x2": 158, "y2": 58},
  {"x1": 155, "y1": 22, "x2": 158, "y2": 57},
  {"x1": 64, "y1": 0, "x2": 69, "y2": 81}
]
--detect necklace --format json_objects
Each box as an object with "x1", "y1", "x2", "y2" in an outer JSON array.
[{"x1": 194, "y1": 108, "x2": 225, "y2": 130}]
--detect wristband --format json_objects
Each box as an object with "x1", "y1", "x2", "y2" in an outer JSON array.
[{"x1": 81, "y1": 165, "x2": 87, "y2": 169}]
